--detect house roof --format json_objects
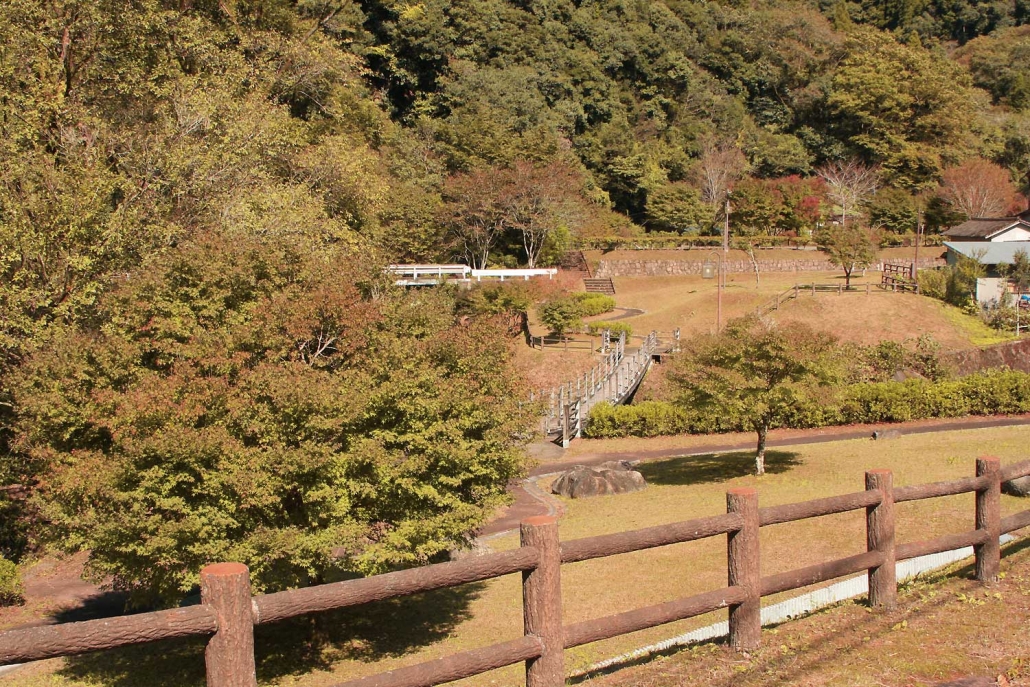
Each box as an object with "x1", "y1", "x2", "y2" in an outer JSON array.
[
  {"x1": 943, "y1": 217, "x2": 1030, "y2": 239},
  {"x1": 944, "y1": 241, "x2": 1030, "y2": 265}
]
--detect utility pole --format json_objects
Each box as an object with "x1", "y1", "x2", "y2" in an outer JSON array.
[
  {"x1": 723, "y1": 196, "x2": 731, "y2": 254},
  {"x1": 913, "y1": 207, "x2": 922, "y2": 294}
]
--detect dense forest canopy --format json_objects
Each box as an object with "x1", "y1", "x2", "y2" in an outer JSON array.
[{"x1": 1, "y1": 0, "x2": 1029, "y2": 599}]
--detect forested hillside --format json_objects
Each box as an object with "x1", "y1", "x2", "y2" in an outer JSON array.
[{"x1": 1, "y1": 0, "x2": 1029, "y2": 600}]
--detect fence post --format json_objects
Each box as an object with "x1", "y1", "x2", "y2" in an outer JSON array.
[
  {"x1": 727, "y1": 488, "x2": 760, "y2": 651},
  {"x1": 521, "y1": 516, "x2": 564, "y2": 687},
  {"x1": 200, "y1": 563, "x2": 257, "y2": 687},
  {"x1": 975, "y1": 457, "x2": 1001, "y2": 583},
  {"x1": 865, "y1": 470, "x2": 896, "y2": 609}
]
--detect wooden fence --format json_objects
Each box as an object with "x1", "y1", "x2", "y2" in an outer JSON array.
[
  {"x1": 2, "y1": 458, "x2": 1029, "y2": 687},
  {"x1": 881, "y1": 262, "x2": 917, "y2": 293},
  {"x1": 754, "y1": 282, "x2": 890, "y2": 317}
]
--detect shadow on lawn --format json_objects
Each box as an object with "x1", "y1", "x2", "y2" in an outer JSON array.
[
  {"x1": 59, "y1": 582, "x2": 487, "y2": 687},
  {"x1": 638, "y1": 450, "x2": 802, "y2": 486}
]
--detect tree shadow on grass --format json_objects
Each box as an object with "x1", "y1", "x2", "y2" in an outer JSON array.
[
  {"x1": 59, "y1": 581, "x2": 487, "y2": 687},
  {"x1": 638, "y1": 450, "x2": 802, "y2": 487}
]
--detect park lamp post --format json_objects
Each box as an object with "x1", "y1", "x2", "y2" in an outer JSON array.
[{"x1": 702, "y1": 250, "x2": 724, "y2": 332}]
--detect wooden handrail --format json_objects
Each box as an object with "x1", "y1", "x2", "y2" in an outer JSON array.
[
  {"x1": 561, "y1": 512, "x2": 742, "y2": 563},
  {"x1": 252, "y1": 547, "x2": 539, "y2": 625},
  {"x1": 0, "y1": 605, "x2": 218, "y2": 665},
  {"x1": 0, "y1": 457, "x2": 1023, "y2": 687}
]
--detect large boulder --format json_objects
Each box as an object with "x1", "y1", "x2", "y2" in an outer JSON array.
[
  {"x1": 1003, "y1": 476, "x2": 1030, "y2": 497},
  {"x1": 551, "y1": 462, "x2": 647, "y2": 499}
]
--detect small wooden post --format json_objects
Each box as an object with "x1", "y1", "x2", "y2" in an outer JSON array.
[
  {"x1": 727, "y1": 488, "x2": 760, "y2": 651},
  {"x1": 200, "y1": 563, "x2": 257, "y2": 687},
  {"x1": 522, "y1": 516, "x2": 564, "y2": 687},
  {"x1": 812, "y1": 283, "x2": 816, "y2": 295},
  {"x1": 865, "y1": 470, "x2": 896, "y2": 609},
  {"x1": 975, "y1": 457, "x2": 1001, "y2": 583}
]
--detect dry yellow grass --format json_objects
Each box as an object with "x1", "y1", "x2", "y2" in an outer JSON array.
[
  {"x1": 608, "y1": 271, "x2": 1005, "y2": 349},
  {"x1": 11, "y1": 426, "x2": 1030, "y2": 687}
]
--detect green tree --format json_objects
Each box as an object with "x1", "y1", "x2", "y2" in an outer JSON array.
[
  {"x1": 671, "y1": 317, "x2": 838, "y2": 475},
  {"x1": 12, "y1": 234, "x2": 532, "y2": 606},
  {"x1": 867, "y1": 187, "x2": 918, "y2": 233},
  {"x1": 538, "y1": 295, "x2": 584, "y2": 336},
  {"x1": 1002, "y1": 249, "x2": 1030, "y2": 293},
  {"x1": 946, "y1": 252, "x2": 987, "y2": 305},
  {"x1": 827, "y1": 28, "x2": 987, "y2": 188},
  {"x1": 815, "y1": 224, "x2": 878, "y2": 287},
  {"x1": 646, "y1": 183, "x2": 710, "y2": 233}
]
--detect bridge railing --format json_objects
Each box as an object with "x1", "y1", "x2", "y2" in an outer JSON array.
[{"x1": 2, "y1": 458, "x2": 1026, "y2": 686}]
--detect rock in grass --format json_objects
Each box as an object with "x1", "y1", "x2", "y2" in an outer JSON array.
[
  {"x1": 1003, "y1": 475, "x2": 1030, "y2": 497},
  {"x1": 551, "y1": 464, "x2": 646, "y2": 499}
]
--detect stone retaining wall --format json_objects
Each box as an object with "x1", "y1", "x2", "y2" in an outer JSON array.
[
  {"x1": 594, "y1": 257, "x2": 946, "y2": 278},
  {"x1": 944, "y1": 338, "x2": 1030, "y2": 376}
]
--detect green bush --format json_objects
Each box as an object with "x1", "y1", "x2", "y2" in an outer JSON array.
[
  {"x1": 575, "y1": 293, "x2": 616, "y2": 317},
  {"x1": 917, "y1": 268, "x2": 947, "y2": 301},
  {"x1": 586, "y1": 321, "x2": 633, "y2": 338},
  {"x1": 586, "y1": 369, "x2": 1030, "y2": 439},
  {"x1": 0, "y1": 558, "x2": 23, "y2": 606}
]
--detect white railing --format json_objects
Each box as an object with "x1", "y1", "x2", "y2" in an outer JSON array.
[
  {"x1": 470, "y1": 268, "x2": 557, "y2": 281},
  {"x1": 387, "y1": 264, "x2": 471, "y2": 280},
  {"x1": 387, "y1": 265, "x2": 558, "y2": 284}
]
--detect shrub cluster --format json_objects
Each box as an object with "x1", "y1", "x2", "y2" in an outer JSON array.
[
  {"x1": 575, "y1": 235, "x2": 812, "y2": 251},
  {"x1": 585, "y1": 369, "x2": 1030, "y2": 438},
  {"x1": 586, "y1": 321, "x2": 633, "y2": 338},
  {"x1": 576, "y1": 293, "x2": 617, "y2": 317},
  {"x1": 538, "y1": 292, "x2": 616, "y2": 334}
]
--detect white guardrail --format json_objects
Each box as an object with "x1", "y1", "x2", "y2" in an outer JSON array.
[{"x1": 387, "y1": 265, "x2": 557, "y2": 283}]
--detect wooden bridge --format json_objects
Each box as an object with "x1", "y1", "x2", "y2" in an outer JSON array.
[{"x1": 534, "y1": 331, "x2": 660, "y2": 446}]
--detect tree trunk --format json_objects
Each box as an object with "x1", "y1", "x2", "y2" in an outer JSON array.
[
  {"x1": 844, "y1": 263, "x2": 853, "y2": 289},
  {"x1": 755, "y1": 424, "x2": 768, "y2": 476}
]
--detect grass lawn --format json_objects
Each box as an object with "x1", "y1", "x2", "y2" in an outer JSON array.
[{"x1": 8, "y1": 425, "x2": 1030, "y2": 687}]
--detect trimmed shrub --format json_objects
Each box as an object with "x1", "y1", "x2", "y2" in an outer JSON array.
[
  {"x1": 0, "y1": 558, "x2": 23, "y2": 606},
  {"x1": 575, "y1": 293, "x2": 616, "y2": 317},
  {"x1": 586, "y1": 321, "x2": 633, "y2": 338},
  {"x1": 586, "y1": 370, "x2": 1030, "y2": 439}
]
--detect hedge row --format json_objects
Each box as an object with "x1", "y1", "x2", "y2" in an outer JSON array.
[
  {"x1": 575, "y1": 235, "x2": 812, "y2": 251},
  {"x1": 584, "y1": 369, "x2": 1030, "y2": 438}
]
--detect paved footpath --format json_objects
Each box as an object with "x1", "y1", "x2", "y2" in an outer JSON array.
[{"x1": 477, "y1": 414, "x2": 1030, "y2": 538}]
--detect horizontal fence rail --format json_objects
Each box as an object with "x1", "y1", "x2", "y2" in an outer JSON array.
[{"x1": 1, "y1": 459, "x2": 1029, "y2": 687}]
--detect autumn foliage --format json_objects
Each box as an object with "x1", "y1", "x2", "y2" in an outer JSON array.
[{"x1": 11, "y1": 234, "x2": 533, "y2": 606}]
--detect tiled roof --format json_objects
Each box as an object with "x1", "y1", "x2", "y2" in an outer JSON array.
[{"x1": 943, "y1": 217, "x2": 1028, "y2": 239}]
